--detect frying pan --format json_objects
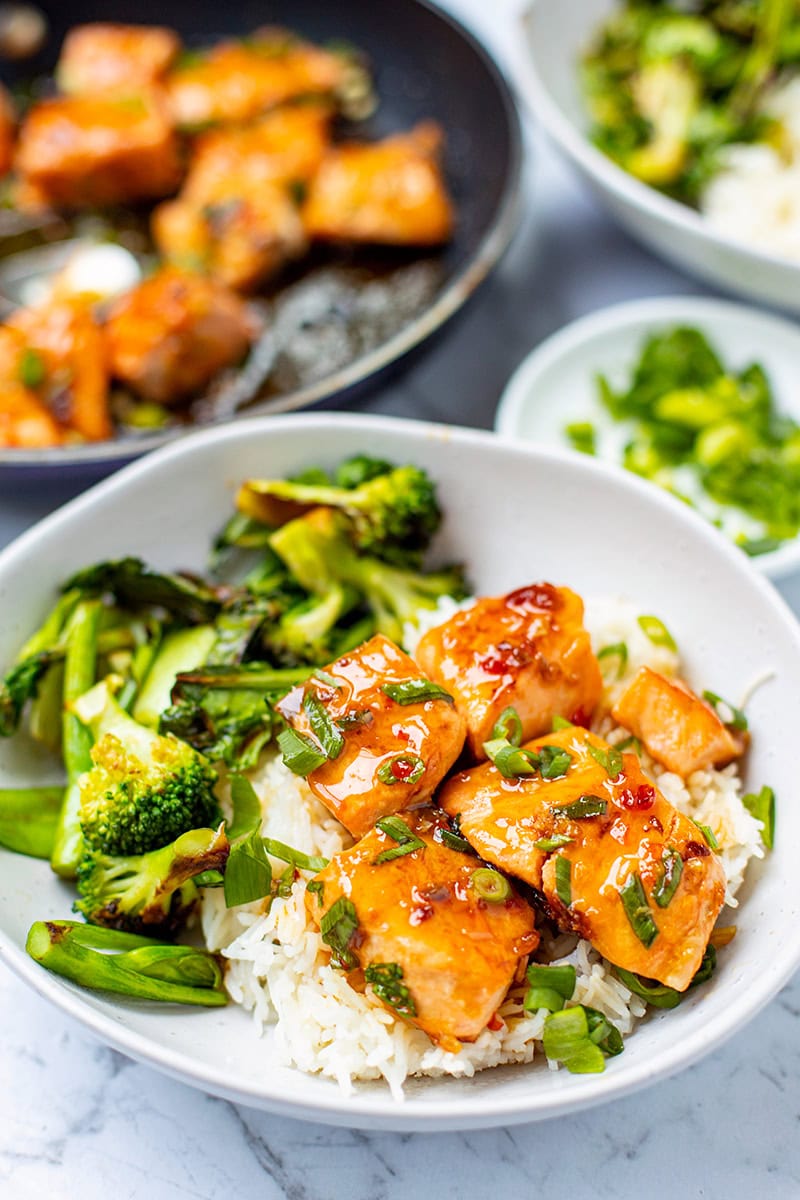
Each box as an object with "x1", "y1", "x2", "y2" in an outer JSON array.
[{"x1": 0, "y1": 0, "x2": 522, "y2": 475}]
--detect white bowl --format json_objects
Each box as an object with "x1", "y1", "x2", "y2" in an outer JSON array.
[
  {"x1": 0, "y1": 412, "x2": 798, "y2": 1130},
  {"x1": 495, "y1": 295, "x2": 800, "y2": 580},
  {"x1": 513, "y1": 0, "x2": 800, "y2": 313}
]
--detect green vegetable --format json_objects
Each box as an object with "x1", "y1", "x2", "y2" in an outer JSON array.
[
  {"x1": 543, "y1": 1004, "x2": 623, "y2": 1074},
  {"x1": 565, "y1": 422, "x2": 596, "y2": 456},
  {"x1": 614, "y1": 967, "x2": 681, "y2": 1010},
  {"x1": 652, "y1": 846, "x2": 683, "y2": 908},
  {"x1": 484, "y1": 739, "x2": 573, "y2": 781},
  {"x1": 373, "y1": 816, "x2": 425, "y2": 864},
  {"x1": 534, "y1": 834, "x2": 574, "y2": 852},
  {"x1": 19, "y1": 347, "x2": 46, "y2": 389},
  {"x1": 598, "y1": 642, "x2": 628, "y2": 680},
  {"x1": 490, "y1": 706, "x2": 523, "y2": 745},
  {"x1": 552, "y1": 714, "x2": 573, "y2": 731},
  {"x1": 381, "y1": 680, "x2": 454, "y2": 706},
  {"x1": 691, "y1": 819, "x2": 719, "y2": 850},
  {"x1": 433, "y1": 815, "x2": 476, "y2": 856},
  {"x1": 277, "y1": 726, "x2": 327, "y2": 777},
  {"x1": 26, "y1": 920, "x2": 227, "y2": 1006},
  {"x1": 555, "y1": 855, "x2": 572, "y2": 906},
  {"x1": 303, "y1": 690, "x2": 345, "y2": 760},
  {"x1": 637, "y1": 615, "x2": 677, "y2": 652},
  {"x1": 132, "y1": 625, "x2": 217, "y2": 728},
  {"x1": 702, "y1": 689, "x2": 748, "y2": 731},
  {"x1": 742, "y1": 784, "x2": 775, "y2": 849},
  {"x1": 375, "y1": 754, "x2": 425, "y2": 786},
  {"x1": 365, "y1": 962, "x2": 417, "y2": 1018},
  {"x1": 262, "y1": 838, "x2": 329, "y2": 872},
  {"x1": 306, "y1": 879, "x2": 325, "y2": 906},
  {"x1": 551, "y1": 795, "x2": 608, "y2": 820},
  {"x1": 587, "y1": 743, "x2": 623, "y2": 779},
  {"x1": 470, "y1": 867, "x2": 512, "y2": 903},
  {"x1": 523, "y1": 963, "x2": 577, "y2": 1014},
  {"x1": 320, "y1": 896, "x2": 360, "y2": 970},
  {"x1": 64, "y1": 558, "x2": 221, "y2": 624},
  {"x1": 0, "y1": 786, "x2": 64, "y2": 859},
  {"x1": 619, "y1": 872, "x2": 659, "y2": 948}
]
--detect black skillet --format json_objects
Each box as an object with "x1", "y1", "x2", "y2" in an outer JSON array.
[{"x1": 0, "y1": 0, "x2": 522, "y2": 476}]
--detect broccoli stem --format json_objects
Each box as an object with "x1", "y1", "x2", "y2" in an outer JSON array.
[
  {"x1": 17, "y1": 589, "x2": 81, "y2": 659},
  {"x1": 0, "y1": 786, "x2": 64, "y2": 859},
  {"x1": 26, "y1": 920, "x2": 228, "y2": 1006},
  {"x1": 50, "y1": 600, "x2": 102, "y2": 879}
]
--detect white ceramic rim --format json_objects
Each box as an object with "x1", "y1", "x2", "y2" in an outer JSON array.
[
  {"x1": 495, "y1": 294, "x2": 800, "y2": 581},
  {"x1": 2, "y1": 412, "x2": 800, "y2": 1129},
  {"x1": 513, "y1": 0, "x2": 800, "y2": 279}
]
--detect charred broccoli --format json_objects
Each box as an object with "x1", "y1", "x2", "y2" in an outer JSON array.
[{"x1": 72, "y1": 678, "x2": 220, "y2": 856}]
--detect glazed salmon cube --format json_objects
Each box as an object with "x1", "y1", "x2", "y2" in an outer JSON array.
[
  {"x1": 415, "y1": 583, "x2": 603, "y2": 760},
  {"x1": 439, "y1": 724, "x2": 726, "y2": 991},
  {"x1": 166, "y1": 34, "x2": 348, "y2": 129},
  {"x1": 276, "y1": 634, "x2": 466, "y2": 837},
  {"x1": 15, "y1": 92, "x2": 182, "y2": 209},
  {"x1": 56, "y1": 23, "x2": 181, "y2": 95},
  {"x1": 307, "y1": 808, "x2": 538, "y2": 1047},
  {"x1": 105, "y1": 267, "x2": 255, "y2": 404},
  {"x1": 0, "y1": 85, "x2": 15, "y2": 177},
  {"x1": 303, "y1": 122, "x2": 454, "y2": 245},
  {"x1": 612, "y1": 667, "x2": 748, "y2": 776},
  {"x1": 0, "y1": 328, "x2": 63, "y2": 447}
]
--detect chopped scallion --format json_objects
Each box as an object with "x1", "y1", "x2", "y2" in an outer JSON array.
[
  {"x1": 742, "y1": 785, "x2": 774, "y2": 850},
  {"x1": 691, "y1": 819, "x2": 719, "y2": 850},
  {"x1": 263, "y1": 837, "x2": 329, "y2": 872},
  {"x1": 534, "y1": 834, "x2": 574, "y2": 852},
  {"x1": 552, "y1": 794, "x2": 607, "y2": 820},
  {"x1": 598, "y1": 642, "x2": 628, "y2": 680},
  {"x1": 588, "y1": 743, "x2": 623, "y2": 779},
  {"x1": 619, "y1": 872, "x2": 658, "y2": 948},
  {"x1": 303, "y1": 691, "x2": 345, "y2": 760},
  {"x1": 382, "y1": 679, "x2": 454, "y2": 706},
  {"x1": 637, "y1": 615, "x2": 677, "y2": 652},
  {"x1": 470, "y1": 867, "x2": 512, "y2": 903},
  {"x1": 365, "y1": 962, "x2": 417, "y2": 1018},
  {"x1": 555, "y1": 855, "x2": 572, "y2": 906},
  {"x1": 552, "y1": 715, "x2": 573, "y2": 731},
  {"x1": 491, "y1": 705, "x2": 523, "y2": 746},
  {"x1": 319, "y1": 896, "x2": 359, "y2": 970},
  {"x1": 277, "y1": 726, "x2": 327, "y2": 776},
  {"x1": 614, "y1": 966, "x2": 681, "y2": 1009},
  {"x1": 374, "y1": 815, "x2": 425, "y2": 864},
  {"x1": 375, "y1": 753, "x2": 425, "y2": 787},
  {"x1": 702, "y1": 689, "x2": 748, "y2": 732},
  {"x1": 652, "y1": 846, "x2": 683, "y2": 909}
]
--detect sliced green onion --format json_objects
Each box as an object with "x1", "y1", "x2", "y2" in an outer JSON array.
[
  {"x1": 598, "y1": 642, "x2": 628, "y2": 680},
  {"x1": 470, "y1": 867, "x2": 511, "y2": 903},
  {"x1": 691, "y1": 819, "x2": 719, "y2": 850},
  {"x1": 336, "y1": 708, "x2": 373, "y2": 730},
  {"x1": 365, "y1": 962, "x2": 417, "y2": 1018},
  {"x1": 277, "y1": 726, "x2": 327, "y2": 776},
  {"x1": 306, "y1": 879, "x2": 325, "y2": 907},
  {"x1": 543, "y1": 1006, "x2": 606, "y2": 1074},
  {"x1": 491, "y1": 706, "x2": 523, "y2": 746},
  {"x1": 615, "y1": 734, "x2": 641, "y2": 754},
  {"x1": 652, "y1": 846, "x2": 683, "y2": 908},
  {"x1": 320, "y1": 896, "x2": 360, "y2": 970},
  {"x1": 534, "y1": 834, "x2": 574, "y2": 852},
  {"x1": 434, "y1": 824, "x2": 477, "y2": 856},
  {"x1": 19, "y1": 347, "x2": 46, "y2": 389},
  {"x1": 565, "y1": 421, "x2": 596, "y2": 456},
  {"x1": 374, "y1": 815, "x2": 425, "y2": 864},
  {"x1": 276, "y1": 865, "x2": 295, "y2": 898},
  {"x1": 742, "y1": 785, "x2": 774, "y2": 850},
  {"x1": 224, "y1": 827, "x2": 272, "y2": 908},
  {"x1": 303, "y1": 691, "x2": 345, "y2": 760},
  {"x1": 585, "y1": 1006, "x2": 624, "y2": 1056},
  {"x1": 538, "y1": 744, "x2": 573, "y2": 779},
  {"x1": 619, "y1": 873, "x2": 659, "y2": 948},
  {"x1": 552, "y1": 794, "x2": 607, "y2": 820},
  {"x1": 637, "y1": 615, "x2": 677, "y2": 652},
  {"x1": 526, "y1": 963, "x2": 576, "y2": 1003},
  {"x1": 588, "y1": 743, "x2": 623, "y2": 779},
  {"x1": 375, "y1": 753, "x2": 425, "y2": 787},
  {"x1": 690, "y1": 943, "x2": 717, "y2": 987},
  {"x1": 382, "y1": 680, "x2": 454, "y2": 706},
  {"x1": 614, "y1": 966, "x2": 681, "y2": 1009},
  {"x1": 555, "y1": 855, "x2": 572, "y2": 906},
  {"x1": 312, "y1": 669, "x2": 341, "y2": 689},
  {"x1": 524, "y1": 986, "x2": 567, "y2": 1013},
  {"x1": 484, "y1": 738, "x2": 536, "y2": 778},
  {"x1": 702, "y1": 689, "x2": 748, "y2": 732},
  {"x1": 263, "y1": 837, "x2": 329, "y2": 872},
  {"x1": 552, "y1": 715, "x2": 573, "y2": 731}
]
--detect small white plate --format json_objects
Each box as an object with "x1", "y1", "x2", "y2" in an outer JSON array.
[
  {"x1": 495, "y1": 295, "x2": 800, "y2": 580},
  {"x1": 1, "y1": 412, "x2": 799, "y2": 1130},
  {"x1": 512, "y1": 0, "x2": 800, "y2": 313}
]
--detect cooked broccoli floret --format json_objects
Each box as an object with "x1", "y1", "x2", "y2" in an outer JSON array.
[
  {"x1": 237, "y1": 461, "x2": 441, "y2": 566},
  {"x1": 270, "y1": 509, "x2": 466, "y2": 647},
  {"x1": 74, "y1": 825, "x2": 229, "y2": 936},
  {"x1": 72, "y1": 678, "x2": 220, "y2": 856}
]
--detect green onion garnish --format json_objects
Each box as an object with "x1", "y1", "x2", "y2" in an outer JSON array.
[
  {"x1": 588, "y1": 743, "x2": 623, "y2": 779},
  {"x1": 375, "y1": 753, "x2": 425, "y2": 787},
  {"x1": 742, "y1": 785, "x2": 774, "y2": 850},
  {"x1": 690, "y1": 943, "x2": 717, "y2": 988},
  {"x1": 303, "y1": 691, "x2": 345, "y2": 760},
  {"x1": 542, "y1": 1005, "x2": 622, "y2": 1074},
  {"x1": 523, "y1": 963, "x2": 577, "y2": 1014},
  {"x1": 277, "y1": 726, "x2": 327, "y2": 777},
  {"x1": 552, "y1": 714, "x2": 573, "y2": 731},
  {"x1": 552, "y1": 794, "x2": 608, "y2": 820},
  {"x1": 434, "y1": 816, "x2": 476, "y2": 856},
  {"x1": 555, "y1": 855, "x2": 572, "y2": 906},
  {"x1": 614, "y1": 967, "x2": 681, "y2": 1009},
  {"x1": 702, "y1": 689, "x2": 748, "y2": 732},
  {"x1": 365, "y1": 962, "x2": 417, "y2": 1018},
  {"x1": 223, "y1": 828, "x2": 272, "y2": 908},
  {"x1": 652, "y1": 846, "x2": 683, "y2": 908},
  {"x1": 470, "y1": 867, "x2": 512, "y2": 903},
  {"x1": 19, "y1": 347, "x2": 46, "y2": 389},
  {"x1": 691, "y1": 819, "x2": 719, "y2": 850},
  {"x1": 483, "y1": 738, "x2": 537, "y2": 778},
  {"x1": 320, "y1": 896, "x2": 360, "y2": 970},
  {"x1": 619, "y1": 873, "x2": 659, "y2": 948},
  {"x1": 534, "y1": 834, "x2": 574, "y2": 852},
  {"x1": 615, "y1": 734, "x2": 641, "y2": 754},
  {"x1": 262, "y1": 838, "x2": 329, "y2": 872},
  {"x1": 312, "y1": 669, "x2": 341, "y2": 689},
  {"x1": 491, "y1": 705, "x2": 523, "y2": 746},
  {"x1": 306, "y1": 879, "x2": 325, "y2": 907},
  {"x1": 374, "y1": 815, "x2": 425, "y2": 864},
  {"x1": 598, "y1": 642, "x2": 628, "y2": 680},
  {"x1": 538, "y1": 744, "x2": 574, "y2": 779},
  {"x1": 637, "y1": 615, "x2": 677, "y2": 652},
  {"x1": 276, "y1": 865, "x2": 295, "y2": 898},
  {"x1": 382, "y1": 680, "x2": 454, "y2": 706},
  {"x1": 565, "y1": 421, "x2": 597, "y2": 456}
]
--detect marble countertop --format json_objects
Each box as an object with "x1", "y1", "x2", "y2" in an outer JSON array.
[{"x1": 3, "y1": 2, "x2": 800, "y2": 1196}]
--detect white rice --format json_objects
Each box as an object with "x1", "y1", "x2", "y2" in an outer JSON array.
[
  {"x1": 701, "y1": 75, "x2": 800, "y2": 261},
  {"x1": 201, "y1": 595, "x2": 765, "y2": 1097}
]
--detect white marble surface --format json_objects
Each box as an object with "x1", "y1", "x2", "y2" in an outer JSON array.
[{"x1": 3, "y1": 1, "x2": 800, "y2": 1196}]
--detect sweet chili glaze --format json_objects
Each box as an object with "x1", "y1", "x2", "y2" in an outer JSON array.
[
  {"x1": 306, "y1": 807, "x2": 538, "y2": 1047},
  {"x1": 276, "y1": 634, "x2": 466, "y2": 838},
  {"x1": 439, "y1": 724, "x2": 726, "y2": 991},
  {"x1": 415, "y1": 583, "x2": 602, "y2": 759},
  {"x1": 612, "y1": 666, "x2": 748, "y2": 777}
]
